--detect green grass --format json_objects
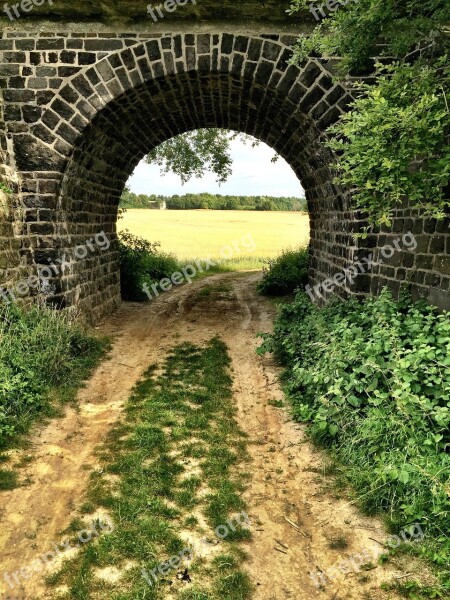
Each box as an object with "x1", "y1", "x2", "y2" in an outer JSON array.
[
  {"x1": 46, "y1": 338, "x2": 253, "y2": 599},
  {"x1": 196, "y1": 283, "x2": 233, "y2": 299},
  {"x1": 178, "y1": 256, "x2": 267, "y2": 286},
  {"x1": 0, "y1": 302, "x2": 107, "y2": 453},
  {"x1": 0, "y1": 468, "x2": 18, "y2": 490},
  {"x1": 204, "y1": 256, "x2": 267, "y2": 273},
  {"x1": 259, "y1": 289, "x2": 450, "y2": 598},
  {"x1": 328, "y1": 536, "x2": 349, "y2": 550}
]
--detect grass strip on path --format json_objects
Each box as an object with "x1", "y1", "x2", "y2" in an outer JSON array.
[{"x1": 47, "y1": 337, "x2": 253, "y2": 600}]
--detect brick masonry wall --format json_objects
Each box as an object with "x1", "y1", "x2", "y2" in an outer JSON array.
[
  {"x1": 0, "y1": 30, "x2": 448, "y2": 320},
  {"x1": 371, "y1": 207, "x2": 450, "y2": 310}
]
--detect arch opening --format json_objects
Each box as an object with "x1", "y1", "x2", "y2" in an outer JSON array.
[
  {"x1": 117, "y1": 129, "x2": 309, "y2": 300},
  {"x1": 51, "y1": 68, "x2": 350, "y2": 316},
  {"x1": 4, "y1": 34, "x2": 359, "y2": 319}
]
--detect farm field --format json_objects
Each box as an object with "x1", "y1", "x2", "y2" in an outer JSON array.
[{"x1": 118, "y1": 209, "x2": 310, "y2": 264}]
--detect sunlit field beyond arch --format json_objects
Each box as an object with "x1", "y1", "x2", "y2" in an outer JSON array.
[{"x1": 118, "y1": 209, "x2": 310, "y2": 266}]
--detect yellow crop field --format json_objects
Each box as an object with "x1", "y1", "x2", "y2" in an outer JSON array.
[{"x1": 118, "y1": 209, "x2": 310, "y2": 262}]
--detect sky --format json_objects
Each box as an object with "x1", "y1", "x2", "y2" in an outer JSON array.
[{"x1": 128, "y1": 136, "x2": 305, "y2": 197}]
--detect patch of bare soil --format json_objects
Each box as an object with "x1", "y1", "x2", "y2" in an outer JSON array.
[{"x1": 0, "y1": 273, "x2": 411, "y2": 599}]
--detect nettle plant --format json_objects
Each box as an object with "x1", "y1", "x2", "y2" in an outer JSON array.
[
  {"x1": 259, "y1": 290, "x2": 450, "y2": 596},
  {"x1": 289, "y1": 0, "x2": 450, "y2": 228},
  {"x1": 258, "y1": 289, "x2": 450, "y2": 533}
]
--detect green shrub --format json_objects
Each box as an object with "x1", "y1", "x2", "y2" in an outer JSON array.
[
  {"x1": 0, "y1": 302, "x2": 105, "y2": 446},
  {"x1": 259, "y1": 290, "x2": 450, "y2": 595},
  {"x1": 118, "y1": 230, "x2": 179, "y2": 301},
  {"x1": 257, "y1": 248, "x2": 309, "y2": 296}
]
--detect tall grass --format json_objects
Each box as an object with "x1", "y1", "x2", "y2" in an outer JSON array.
[
  {"x1": 195, "y1": 255, "x2": 267, "y2": 276},
  {"x1": 0, "y1": 301, "x2": 106, "y2": 449}
]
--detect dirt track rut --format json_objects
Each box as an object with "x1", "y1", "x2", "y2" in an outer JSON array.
[{"x1": 0, "y1": 273, "x2": 406, "y2": 599}]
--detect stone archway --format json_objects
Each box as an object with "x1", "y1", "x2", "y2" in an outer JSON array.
[{"x1": 1, "y1": 31, "x2": 448, "y2": 318}]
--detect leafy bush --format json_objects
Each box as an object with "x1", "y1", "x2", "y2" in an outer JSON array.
[
  {"x1": 289, "y1": 1, "x2": 450, "y2": 228},
  {"x1": 257, "y1": 248, "x2": 309, "y2": 296},
  {"x1": 118, "y1": 230, "x2": 179, "y2": 301},
  {"x1": 259, "y1": 290, "x2": 450, "y2": 595},
  {"x1": 0, "y1": 182, "x2": 12, "y2": 195},
  {"x1": 0, "y1": 302, "x2": 105, "y2": 446},
  {"x1": 289, "y1": 0, "x2": 448, "y2": 74},
  {"x1": 326, "y1": 60, "x2": 450, "y2": 227}
]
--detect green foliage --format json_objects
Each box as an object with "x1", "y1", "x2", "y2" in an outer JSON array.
[
  {"x1": 146, "y1": 129, "x2": 276, "y2": 185},
  {"x1": 289, "y1": 0, "x2": 450, "y2": 227},
  {"x1": 147, "y1": 129, "x2": 234, "y2": 184},
  {"x1": 0, "y1": 302, "x2": 105, "y2": 446},
  {"x1": 289, "y1": 0, "x2": 449, "y2": 73},
  {"x1": 119, "y1": 186, "x2": 163, "y2": 209},
  {"x1": 164, "y1": 193, "x2": 306, "y2": 211},
  {"x1": 0, "y1": 181, "x2": 11, "y2": 195},
  {"x1": 259, "y1": 290, "x2": 450, "y2": 596},
  {"x1": 118, "y1": 230, "x2": 179, "y2": 301},
  {"x1": 119, "y1": 190, "x2": 307, "y2": 212},
  {"x1": 326, "y1": 60, "x2": 450, "y2": 227},
  {"x1": 257, "y1": 248, "x2": 309, "y2": 296}
]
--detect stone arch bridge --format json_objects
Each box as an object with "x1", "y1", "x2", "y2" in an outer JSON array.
[{"x1": 0, "y1": 1, "x2": 448, "y2": 320}]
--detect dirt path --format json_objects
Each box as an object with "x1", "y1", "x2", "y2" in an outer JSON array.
[{"x1": 0, "y1": 273, "x2": 406, "y2": 599}]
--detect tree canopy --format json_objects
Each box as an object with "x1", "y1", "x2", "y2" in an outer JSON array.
[
  {"x1": 119, "y1": 189, "x2": 307, "y2": 212},
  {"x1": 289, "y1": 0, "x2": 450, "y2": 227},
  {"x1": 146, "y1": 129, "x2": 277, "y2": 185}
]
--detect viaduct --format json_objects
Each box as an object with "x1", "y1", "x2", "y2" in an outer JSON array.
[{"x1": 0, "y1": 1, "x2": 448, "y2": 320}]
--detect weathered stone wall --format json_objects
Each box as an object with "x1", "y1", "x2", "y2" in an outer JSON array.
[
  {"x1": 0, "y1": 27, "x2": 448, "y2": 319},
  {"x1": 371, "y1": 209, "x2": 450, "y2": 309}
]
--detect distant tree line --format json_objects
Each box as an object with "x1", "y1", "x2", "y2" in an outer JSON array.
[
  {"x1": 120, "y1": 189, "x2": 307, "y2": 212},
  {"x1": 120, "y1": 189, "x2": 164, "y2": 209}
]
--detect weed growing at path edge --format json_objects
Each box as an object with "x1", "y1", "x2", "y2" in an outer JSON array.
[
  {"x1": 0, "y1": 302, "x2": 106, "y2": 488},
  {"x1": 258, "y1": 289, "x2": 450, "y2": 599},
  {"x1": 257, "y1": 248, "x2": 309, "y2": 296},
  {"x1": 46, "y1": 338, "x2": 253, "y2": 599}
]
